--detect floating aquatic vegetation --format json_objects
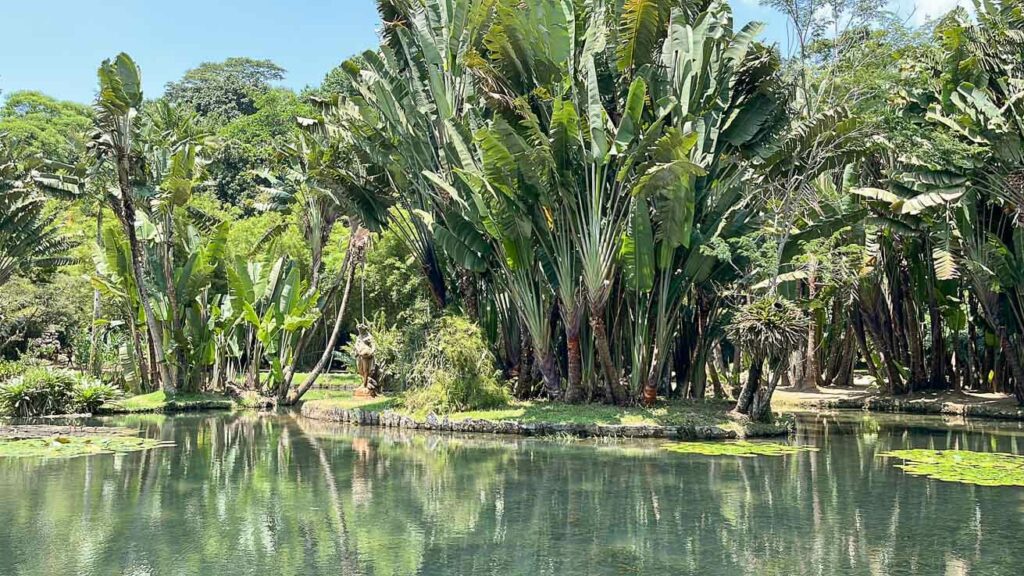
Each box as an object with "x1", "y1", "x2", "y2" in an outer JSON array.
[
  {"x1": 662, "y1": 441, "x2": 817, "y2": 457},
  {"x1": 0, "y1": 435, "x2": 173, "y2": 459},
  {"x1": 880, "y1": 449, "x2": 1024, "y2": 487}
]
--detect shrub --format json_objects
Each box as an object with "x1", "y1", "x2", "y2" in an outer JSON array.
[
  {"x1": 402, "y1": 314, "x2": 509, "y2": 415},
  {"x1": 0, "y1": 368, "x2": 122, "y2": 417},
  {"x1": 0, "y1": 359, "x2": 24, "y2": 383},
  {"x1": 72, "y1": 380, "x2": 123, "y2": 413},
  {"x1": 343, "y1": 310, "x2": 431, "y2": 391},
  {"x1": 0, "y1": 367, "x2": 77, "y2": 417}
]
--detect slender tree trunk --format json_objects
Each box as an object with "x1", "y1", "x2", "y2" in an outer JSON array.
[
  {"x1": 514, "y1": 333, "x2": 534, "y2": 399},
  {"x1": 113, "y1": 151, "x2": 174, "y2": 393},
  {"x1": 564, "y1": 313, "x2": 583, "y2": 403},
  {"x1": 160, "y1": 211, "x2": 183, "y2": 390},
  {"x1": 731, "y1": 339, "x2": 743, "y2": 395},
  {"x1": 589, "y1": 304, "x2": 622, "y2": 405},
  {"x1": 996, "y1": 329, "x2": 1024, "y2": 405},
  {"x1": 797, "y1": 260, "x2": 821, "y2": 391},
  {"x1": 707, "y1": 356, "x2": 725, "y2": 399},
  {"x1": 282, "y1": 220, "x2": 361, "y2": 392},
  {"x1": 128, "y1": 319, "x2": 147, "y2": 394},
  {"x1": 751, "y1": 364, "x2": 784, "y2": 422},
  {"x1": 851, "y1": 306, "x2": 882, "y2": 388},
  {"x1": 711, "y1": 344, "x2": 728, "y2": 398},
  {"x1": 423, "y1": 247, "x2": 447, "y2": 309},
  {"x1": 926, "y1": 292, "x2": 947, "y2": 390},
  {"x1": 460, "y1": 271, "x2": 479, "y2": 319},
  {"x1": 90, "y1": 208, "x2": 104, "y2": 377},
  {"x1": 733, "y1": 352, "x2": 765, "y2": 417},
  {"x1": 284, "y1": 228, "x2": 369, "y2": 405}
]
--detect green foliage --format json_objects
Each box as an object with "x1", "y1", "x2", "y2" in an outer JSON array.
[
  {"x1": 0, "y1": 138, "x2": 76, "y2": 287},
  {"x1": 0, "y1": 435, "x2": 170, "y2": 459},
  {"x1": 881, "y1": 449, "x2": 1024, "y2": 487},
  {"x1": 209, "y1": 89, "x2": 316, "y2": 211},
  {"x1": 0, "y1": 91, "x2": 92, "y2": 162},
  {"x1": 727, "y1": 296, "x2": 809, "y2": 359},
  {"x1": 0, "y1": 274, "x2": 93, "y2": 360},
  {"x1": 0, "y1": 367, "x2": 77, "y2": 417},
  {"x1": 164, "y1": 57, "x2": 286, "y2": 122},
  {"x1": 72, "y1": 381, "x2": 123, "y2": 413},
  {"x1": 0, "y1": 359, "x2": 25, "y2": 382},
  {"x1": 662, "y1": 441, "x2": 818, "y2": 457},
  {"x1": 357, "y1": 228, "x2": 432, "y2": 327},
  {"x1": 0, "y1": 368, "x2": 120, "y2": 416},
  {"x1": 100, "y1": 390, "x2": 234, "y2": 413},
  {"x1": 402, "y1": 315, "x2": 509, "y2": 415}
]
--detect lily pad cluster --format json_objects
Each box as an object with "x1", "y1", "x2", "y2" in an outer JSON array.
[
  {"x1": 0, "y1": 435, "x2": 173, "y2": 459},
  {"x1": 880, "y1": 449, "x2": 1024, "y2": 487},
  {"x1": 662, "y1": 441, "x2": 818, "y2": 457}
]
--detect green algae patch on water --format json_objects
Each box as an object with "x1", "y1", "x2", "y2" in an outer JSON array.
[
  {"x1": 880, "y1": 449, "x2": 1024, "y2": 487},
  {"x1": 662, "y1": 441, "x2": 817, "y2": 457},
  {"x1": 0, "y1": 435, "x2": 173, "y2": 459}
]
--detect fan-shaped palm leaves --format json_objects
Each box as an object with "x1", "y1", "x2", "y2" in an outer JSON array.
[{"x1": 0, "y1": 135, "x2": 75, "y2": 287}]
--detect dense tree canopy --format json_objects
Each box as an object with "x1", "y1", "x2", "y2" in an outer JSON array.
[{"x1": 164, "y1": 57, "x2": 286, "y2": 121}]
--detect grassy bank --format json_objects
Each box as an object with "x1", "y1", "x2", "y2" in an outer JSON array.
[
  {"x1": 300, "y1": 390, "x2": 790, "y2": 439},
  {"x1": 97, "y1": 391, "x2": 236, "y2": 414}
]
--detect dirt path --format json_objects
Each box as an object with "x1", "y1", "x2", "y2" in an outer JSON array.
[{"x1": 774, "y1": 384, "x2": 1024, "y2": 420}]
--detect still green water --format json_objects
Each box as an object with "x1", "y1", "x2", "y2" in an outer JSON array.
[{"x1": 1, "y1": 412, "x2": 1022, "y2": 576}]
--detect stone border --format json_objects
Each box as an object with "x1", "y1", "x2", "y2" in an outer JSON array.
[
  {"x1": 300, "y1": 402, "x2": 792, "y2": 440},
  {"x1": 794, "y1": 395, "x2": 1024, "y2": 421}
]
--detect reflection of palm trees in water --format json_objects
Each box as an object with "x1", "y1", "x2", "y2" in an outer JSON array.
[
  {"x1": 4, "y1": 413, "x2": 1022, "y2": 575},
  {"x1": 289, "y1": 414, "x2": 361, "y2": 574}
]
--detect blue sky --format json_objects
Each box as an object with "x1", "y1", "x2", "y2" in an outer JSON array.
[{"x1": 0, "y1": 0, "x2": 962, "y2": 104}]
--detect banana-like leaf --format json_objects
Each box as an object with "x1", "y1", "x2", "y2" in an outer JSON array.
[{"x1": 621, "y1": 197, "x2": 655, "y2": 292}]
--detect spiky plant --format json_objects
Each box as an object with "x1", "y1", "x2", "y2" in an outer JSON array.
[
  {"x1": 729, "y1": 295, "x2": 809, "y2": 420},
  {"x1": 0, "y1": 134, "x2": 75, "y2": 287}
]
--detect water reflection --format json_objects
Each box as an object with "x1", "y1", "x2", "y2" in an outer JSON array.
[{"x1": 0, "y1": 412, "x2": 1022, "y2": 576}]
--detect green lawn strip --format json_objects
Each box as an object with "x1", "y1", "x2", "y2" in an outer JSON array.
[
  {"x1": 0, "y1": 435, "x2": 174, "y2": 459},
  {"x1": 302, "y1": 395, "x2": 789, "y2": 437},
  {"x1": 291, "y1": 372, "x2": 361, "y2": 388},
  {"x1": 444, "y1": 399, "x2": 735, "y2": 427},
  {"x1": 880, "y1": 449, "x2": 1024, "y2": 487},
  {"x1": 300, "y1": 390, "x2": 399, "y2": 411},
  {"x1": 98, "y1": 391, "x2": 235, "y2": 414},
  {"x1": 662, "y1": 440, "x2": 818, "y2": 457}
]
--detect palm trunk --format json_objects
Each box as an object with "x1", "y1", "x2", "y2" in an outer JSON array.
[
  {"x1": 564, "y1": 315, "x2": 583, "y2": 403},
  {"x1": 89, "y1": 208, "x2": 104, "y2": 377},
  {"x1": 537, "y1": 350, "x2": 561, "y2": 399},
  {"x1": 751, "y1": 365, "x2": 784, "y2": 422},
  {"x1": 733, "y1": 352, "x2": 765, "y2": 416},
  {"x1": 589, "y1": 303, "x2": 621, "y2": 404},
  {"x1": 116, "y1": 182, "x2": 174, "y2": 393},
  {"x1": 283, "y1": 228, "x2": 369, "y2": 405},
  {"x1": 796, "y1": 260, "x2": 820, "y2": 391},
  {"x1": 160, "y1": 211, "x2": 183, "y2": 390},
  {"x1": 996, "y1": 329, "x2": 1024, "y2": 405}
]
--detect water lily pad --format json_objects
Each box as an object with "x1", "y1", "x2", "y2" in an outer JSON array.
[
  {"x1": 662, "y1": 441, "x2": 817, "y2": 457},
  {"x1": 0, "y1": 435, "x2": 173, "y2": 459},
  {"x1": 880, "y1": 449, "x2": 1024, "y2": 487}
]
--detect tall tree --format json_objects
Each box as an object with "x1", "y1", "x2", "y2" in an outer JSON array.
[{"x1": 165, "y1": 57, "x2": 286, "y2": 121}]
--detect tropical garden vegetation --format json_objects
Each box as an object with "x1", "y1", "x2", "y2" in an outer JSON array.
[{"x1": 3, "y1": 0, "x2": 1024, "y2": 424}]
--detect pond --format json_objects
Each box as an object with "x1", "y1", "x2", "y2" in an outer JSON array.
[{"x1": 1, "y1": 412, "x2": 1023, "y2": 576}]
